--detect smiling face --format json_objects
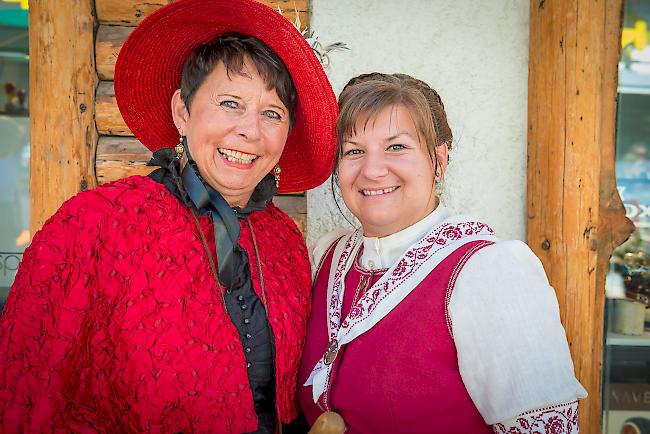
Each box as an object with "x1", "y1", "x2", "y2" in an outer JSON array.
[
  {"x1": 171, "y1": 58, "x2": 290, "y2": 207},
  {"x1": 338, "y1": 104, "x2": 445, "y2": 238}
]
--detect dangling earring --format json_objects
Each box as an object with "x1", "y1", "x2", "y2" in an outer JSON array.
[
  {"x1": 175, "y1": 135, "x2": 184, "y2": 159},
  {"x1": 274, "y1": 164, "x2": 281, "y2": 189}
]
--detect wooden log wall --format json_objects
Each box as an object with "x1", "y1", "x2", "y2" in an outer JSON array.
[
  {"x1": 31, "y1": 0, "x2": 308, "y2": 233},
  {"x1": 527, "y1": 1, "x2": 634, "y2": 432}
]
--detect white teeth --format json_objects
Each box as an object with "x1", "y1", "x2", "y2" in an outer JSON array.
[
  {"x1": 362, "y1": 186, "x2": 398, "y2": 196},
  {"x1": 224, "y1": 155, "x2": 252, "y2": 165},
  {"x1": 218, "y1": 148, "x2": 258, "y2": 164}
]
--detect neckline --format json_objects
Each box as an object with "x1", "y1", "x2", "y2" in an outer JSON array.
[
  {"x1": 359, "y1": 205, "x2": 450, "y2": 270},
  {"x1": 353, "y1": 246, "x2": 389, "y2": 274}
]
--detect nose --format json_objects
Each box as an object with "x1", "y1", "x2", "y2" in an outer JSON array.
[
  {"x1": 236, "y1": 109, "x2": 261, "y2": 142},
  {"x1": 359, "y1": 150, "x2": 389, "y2": 180}
]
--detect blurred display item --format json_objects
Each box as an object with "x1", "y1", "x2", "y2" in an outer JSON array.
[
  {"x1": 610, "y1": 235, "x2": 649, "y2": 308},
  {"x1": 1, "y1": 81, "x2": 27, "y2": 115},
  {"x1": 612, "y1": 299, "x2": 647, "y2": 336}
]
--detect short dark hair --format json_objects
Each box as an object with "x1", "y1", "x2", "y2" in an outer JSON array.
[{"x1": 180, "y1": 32, "x2": 298, "y2": 127}]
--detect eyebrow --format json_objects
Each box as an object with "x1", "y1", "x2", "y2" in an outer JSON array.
[
  {"x1": 217, "y1": 93, "x2": 242, "y2": 100},
  {"x1": 269, "y1": 104, "x2": 287, "y2": 115},
  {"x1": 344, "y1": 131, "x2": 413, "y2": 146},
  {"x1": 217, "y1": 93, "x2": 286, "y2": 115},
  {"x1": 385, "y1": 132, "x2": 413, "y2": 142}
]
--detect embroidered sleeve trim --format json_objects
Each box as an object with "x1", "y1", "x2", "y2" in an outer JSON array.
[{"x1": 491, "y1": 401, "x2": 580, "y2": 434}]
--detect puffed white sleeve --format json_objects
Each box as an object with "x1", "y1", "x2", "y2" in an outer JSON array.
[
  {"x1": 448, "y1": 240, "x2": 587, "y2": 425},
  {"x1": 309, "y1": 228, "x2": 352, "y2": 280}
]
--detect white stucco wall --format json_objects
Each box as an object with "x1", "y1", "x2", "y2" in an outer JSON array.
[{"x1": 307, "y1": 0, "x2": 530, "y2": 247}]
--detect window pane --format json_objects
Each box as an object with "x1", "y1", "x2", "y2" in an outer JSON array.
[
  {"x1": 603, "y1": 1, "x2": 650, "y2": 432},
  {"x1": 0, "y1": 2, "x2": 28, "y2": 311}
]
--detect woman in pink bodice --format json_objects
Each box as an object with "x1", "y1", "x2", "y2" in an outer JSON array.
[{"x1": 298, "y1": 72, "x2": 587, "y2": 434}]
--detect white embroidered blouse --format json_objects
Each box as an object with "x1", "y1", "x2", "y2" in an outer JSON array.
[{"x1": 311, "y1": 206, "x2": 587, "y2": 432}]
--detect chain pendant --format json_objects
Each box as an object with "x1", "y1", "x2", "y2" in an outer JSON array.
[{"x1": 324, "y1": 339, "x2": 339, "y2": 365}]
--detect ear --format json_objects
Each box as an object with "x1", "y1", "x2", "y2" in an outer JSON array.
[
  {"x1": 171, "y1": 89, "x2": 189, "y2": 133},
  {"x1": 433, "y1": 144, "x2": 449, "y2": 181}
]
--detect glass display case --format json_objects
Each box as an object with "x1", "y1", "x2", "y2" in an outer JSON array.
[{"x1": 602, "y1": 1, "x2": 650, "y2": 432}]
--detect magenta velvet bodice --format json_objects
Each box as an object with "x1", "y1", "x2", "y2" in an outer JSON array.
[{"x1": 298, "y1": 240, "x2": 493, "y2": 434}]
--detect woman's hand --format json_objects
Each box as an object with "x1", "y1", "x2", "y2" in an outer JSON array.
[{"x1": 307, "y1": 412, "x2": 345, "y2": 434}]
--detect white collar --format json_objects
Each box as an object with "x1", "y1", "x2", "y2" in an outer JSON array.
[{"x1": 360, "y1": 205, "x2": 450, "y2": 270}]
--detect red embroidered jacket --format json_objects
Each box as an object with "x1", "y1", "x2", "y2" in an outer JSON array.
[{"x1": 0, "y1": 176, "x2": 312, "y2": 433}]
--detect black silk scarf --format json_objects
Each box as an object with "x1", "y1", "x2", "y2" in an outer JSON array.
[{"x1": 147, "y1": 140, "x2": 277, "y2": 292}]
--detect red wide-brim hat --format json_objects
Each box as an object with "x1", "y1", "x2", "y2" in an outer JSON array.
[{"x1": 114, "y1": 0, "x2": 338, "y2": 193}]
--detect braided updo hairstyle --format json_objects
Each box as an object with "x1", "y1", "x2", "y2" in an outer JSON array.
[{"x1": 333, "y1": 72, "x2": 452, "y2": 185}]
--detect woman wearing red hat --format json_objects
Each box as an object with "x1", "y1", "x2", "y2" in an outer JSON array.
[{"x1": 0, "y1": 1, "x2": 337, "y2": 433}]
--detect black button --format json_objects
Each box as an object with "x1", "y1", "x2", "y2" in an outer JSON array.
[
  {"x1": 245, "y1": 347, "x2": 251, "y2": 353},
  {"x1": 237, "y1": 295, "x2": 244, "y2": 302},
  {"x1": 241, "y1": 304, "x2": 248, "y2": 310},
  {"x1": 243, "y1": 318, "x2": 250, "y2": 324},
  {"x1": 245, "y1": 333, "x2": 252, "y2": 339}
]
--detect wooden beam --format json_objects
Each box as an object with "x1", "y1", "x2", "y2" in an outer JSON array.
[
  {"x1": 527, "y1": 1, "x2": 633, "y2": 432},
  {"x1": 96, "y1": 136, "x2": 152, "y2": 184},
  {"x1": 95, "y1": 0, "x2": 308, "y2": 28},
  {"x1": 272, "y1": 195, "x2": 306, "y2": 234},
  {"x1": 96, "y1": 81, "x2": 131, "y2": 136},
  {"x1": 29, "y1": 0, "x2": 97, "y2": 232},
  {"x1": 96, "y1": 25, "x2": 132, "y2": 81}
]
